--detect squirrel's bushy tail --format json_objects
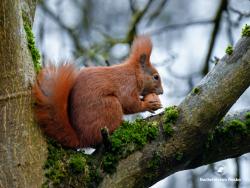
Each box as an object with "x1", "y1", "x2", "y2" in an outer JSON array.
[{"x1": 33, "y1": 63, "x2": 80, "y2": 148}]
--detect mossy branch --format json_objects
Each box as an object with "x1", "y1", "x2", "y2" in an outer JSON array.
[{"x1": 188, "y1": 109, "x2": 250, "y2": 168}]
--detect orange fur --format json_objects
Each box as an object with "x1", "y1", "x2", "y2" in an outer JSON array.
[
  {"x1": 33, "y1": 63, "x2": 80, "y2": 147},
  {"x1": 129, "y1": 35, "x2": 152, "y2": 66},
  {"x1": 33, "y1": 36, "x2": 163, "y2": 148}
]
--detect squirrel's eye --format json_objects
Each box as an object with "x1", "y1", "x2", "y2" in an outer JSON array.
[{"x1": 153, "y1": 75, "x2": 159, "y2": 80}]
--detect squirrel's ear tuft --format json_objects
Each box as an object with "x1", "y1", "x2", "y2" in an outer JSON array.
[
  {"x1": 139, "y1": 53, "x2": 147, "y2": 68},
  {"x1": 129, "y1": 35, "x2": 152, "y2": 66}
]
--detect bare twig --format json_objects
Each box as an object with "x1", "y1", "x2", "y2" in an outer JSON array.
[
  {"x1": 225, "y1": 9, "x2": 235, "y2": 45},
  {"x1": 125, "y1": 0, "x2": 154, "y2": 44},
  {"x1": 229, "y1": 6, "x2": 250, "y2": 23},
  {"x1": 129, "y1": 0, "x2": 136, "y2": 13},
  {"x1": 39, "y1": 2, "x2": 87, "y2": 60},
  {"x1": 149, "y1": 19, "x2": 214, "y2": 35},
  {"x1": 202, "y1": 0, "x2": 227, "y2": 75},
  {"x1": 146, "y1": 0, "x2": 169, "y2": 26}
]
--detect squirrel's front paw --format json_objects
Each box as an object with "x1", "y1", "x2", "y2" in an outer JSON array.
[{"x1": 143, "y1": 93, "x2": 162, "y2": 112}]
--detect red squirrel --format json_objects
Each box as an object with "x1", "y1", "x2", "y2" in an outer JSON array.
[{"x1": 33, "y1": 36, "x2": 163, "y2": 148}]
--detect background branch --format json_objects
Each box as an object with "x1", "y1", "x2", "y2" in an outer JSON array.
[
  {"x1": 39, "y1": 2, "x2": 87, "y2": 60},
  {"x1": 149, "y1": 19, "x2": 214, "y2": 35},
  {"x1": 146, "y1": 0, "x2": 169, "y2": 26},
  {"x1": 202, "y1": 0, "x2": 227, "y2": 75}
]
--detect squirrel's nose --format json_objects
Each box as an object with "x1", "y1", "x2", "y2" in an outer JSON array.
[{"x1": 156, "y1": 88, "x2": 164, "y2": 95}]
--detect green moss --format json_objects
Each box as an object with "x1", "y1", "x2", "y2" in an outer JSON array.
[
  {"x1": 43, "y1": 119, "x2": 159, "y2": 185},
  {"x1": 45, "y1": 160, "x2": 65, "y2": 184},
  {"x1": 175, "y1": 152, "x2": 183, "y2": 161},
  {"x1": 205, "y1": 117, "x2": 250, "y2": 151},
  {"x1": 43, "y1": 140, "x2": 101, "y2": 188},
  {"x1": 163, "y1": 106, "x2": 179, "y2": 136},
  {"x1": 140, "y1": 151, "x2": 162, "y2": 187},
  {"x1": 163, "y1": 106, "x2": 179, "y2": 123},
  {"x1": 87, "y1": 165, "x2": 102, "y2": 188},
  {"x1": 205, "y1": 131, "x2": 214, "y2": 148},
  {"x1": 102, "y1": 154, "x2": 119, "y2": 174},
  {"x1": 147, "y1": 152, "x2": 161, "y2": 170},
  {"x1": 241, "y1": 24, "x2": 250, "y2": 37},
  {"x1": 22, "y1": 10, "x2": 31, "y2": 28},
  {"x1": 221, "y1": 119, "x2": 247, "y2": 134},
  {"x1": 225, "y1": 45, "x2": 233, "y2": 55},
  {"x1": 22, "y1": 13, "x2": 41, "y2": 73},
  {"x1": 43, "y1": 141, "x2": 67, "y2": 186},
  {"x1": 245, "y1": 112, "x2": 250, "y2": 128},
  {"x1": 163, "y1": 123, "x2": 174, "y2": 135},
  {"x1": 102, "y1": 119, "x2": 159, "y2": 173},
  {"x1": 109, "y1": 119, "x2": 158, "y2": 152},
  {"x1": 245, "y1": 112, "x2": 250, "y2": 119},
  {"x1": 68, "y1": 155, "x2": 87, "y2": 174},
  {"x1": 192, "y1": 87, "x2": 200, "y2": 94}
]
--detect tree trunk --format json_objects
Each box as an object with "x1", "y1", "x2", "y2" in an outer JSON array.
[{"x1": 0, "y1": 0, "x2": 46, "y2": 187}]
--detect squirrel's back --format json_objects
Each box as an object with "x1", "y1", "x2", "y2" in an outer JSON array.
[{"x1": 68, "y1": 63, "x2": 137, "y2": 146}]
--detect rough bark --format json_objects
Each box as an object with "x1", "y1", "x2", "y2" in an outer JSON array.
[
  {"x1": 0, "y1": 0, "x2": 46, "y2": 187},
  {"x1": 99, "y1": 36, "x2": 250, "y2": 188},
  {"x1": 187, "y1": 109, "x2": 250, "y2": 168}
]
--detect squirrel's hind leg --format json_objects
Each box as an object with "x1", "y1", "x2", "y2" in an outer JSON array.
[{"x1": 79, "y1": 95, "x2": 123, "y2": 147}]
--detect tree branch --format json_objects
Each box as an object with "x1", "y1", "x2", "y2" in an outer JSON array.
[
  {"x1": 99, "y1": 36, "x2": 250, "y2": 188},
  {"x1": 229, "y1": 6, "x2": 250, "y2": 21},
  {"x1": 187, "y1": 109, "x2": 250, "y2": 169},
  {"x1": 146, "y1": 0, "x2": 169, "y2": 26},
  {"x1": 95, "y1": 0, "x2": 156, "y2": 47},
  {"x1": 202, "y1": 0, "x2": 227, "y2": 75},
  {"x1": 125, "y1": 0, "x2": 154, "y2": 43},
  {"x1": 39, "y1": 1, "x2": 87, "y2": 59},
  {"x1": 149, "y1": 19, "x2": 214, "y2": 35}
]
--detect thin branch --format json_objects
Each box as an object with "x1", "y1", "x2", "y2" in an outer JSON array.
[
  {"x1": 91, "y1": 0, "x2": 157, "y2": 62},
  {"x1": 125, "y1": 0, "x2": 154, "y2": 43},
  {"x1": 129, "y1": 0, "x2": 136, "y2": 13},
  {"x1": 202, "y1": 0, "x2": 227, "y2": 75},
  {"x1": 225, "y1": 9, "x2": 235, "y2": 45},
  {"x1": 39, "y1": 2, "x2": 87, "y2": 60},
  {"x1": 146, "y1": 0, "x2": 169, "y2": 26},
  {"x1": 149, "y1": 19, "x2": 214, "y2": 35},
  {"x1": 229, "y1": 6, "x2": 250, "y2": 20}
]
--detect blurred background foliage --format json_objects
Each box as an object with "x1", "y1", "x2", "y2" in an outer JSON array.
[{"x1": 33, "y1": 0, "x2": 250, "y2": 187}]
